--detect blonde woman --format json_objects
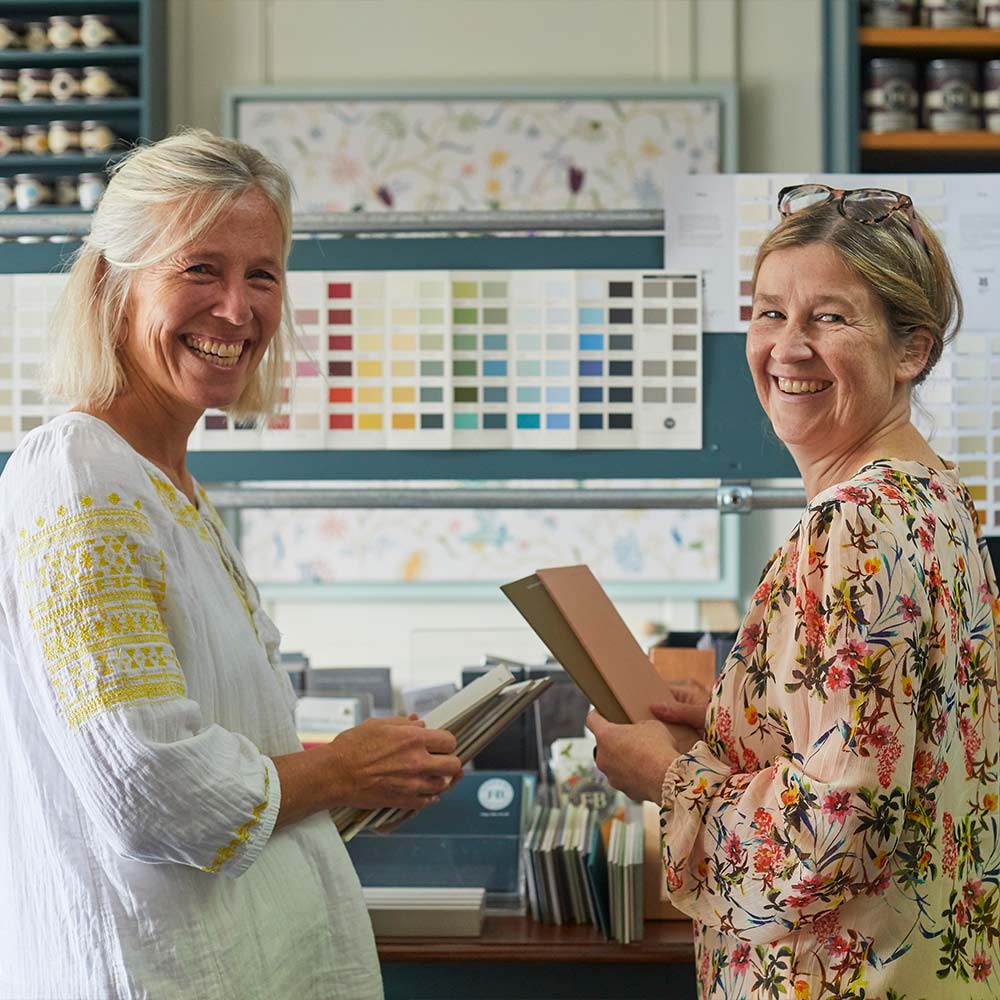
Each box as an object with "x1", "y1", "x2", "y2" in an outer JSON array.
[
  {"x1": 0, "y1": 130, "x2": 461, "y2": 999},
  {"x1": 589, "y1": 185, "x2": 1000, "y2": 998}
]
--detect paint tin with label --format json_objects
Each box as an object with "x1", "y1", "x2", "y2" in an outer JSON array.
[
  {"x1": 48, "y1": 16, "x2": 80, "y2": 50},
  {"x1": 0, "y1": 126, "x2": 20, "y2": 157},
  {"x1": 861, "y1": 0, "x2": 917, "y2": 26},
  {"x1": 985, "y1": 61, "x2": 1000, "y2": 132},
  {"x1": 24, "y1": 22, "x2": 48, "y2": 52},
  {"x1": 865, "y1": 59, "x2": 919, "y2": 131},
  {"x1": 0, "y1": 69, "x2": 18, "y2": 103},
  {"x1": 77, "y1": 172, "x2": 106, "y2": 211},
  {"x1": 22, "y1": 125, "x2": 48, "y2": 156},
  {"x1": 80, "y1": 15, "x2": 120, "y2": 48},
  {"x1": 80, "y1": 120, "x2": 116, "y2": 153},
  {"x1": 48, "y1": 121, "x2": 81, "y2": 155},
  {"x1": 14, "y1": 174, "x2": 50, "y2": 210},
  {"x1": 923, "y1": 60, "x2": 980, "y2": 131},
  {"x1": 0, "y1": 19, "x2": 23, "y2": 50},
  {"x1": 0, "y1": 178, "x2": 13, "y2": 211},
  {"x1": 18, "y1": 68, "x2": 51, "y2": 103},
  {"x1": 51, "y1": 67, "x2": 82, "y2": 102},
  {"x1": 82, "y1": 66, "x2": 124, "y2": 100},
  {"x1": 55, "y1": 176, "x2": 78, "y2": 207},
  {"x1": 920, "y1": 0, "x2": 977, "y2": 25}
]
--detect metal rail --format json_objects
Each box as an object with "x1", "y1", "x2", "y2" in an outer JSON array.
[
  {"x1": 204, "y1": 484, "x2": 806, "y2": 512},
  {"x1": 0, "y1": 209, "x2": 665, "y2": 239}
]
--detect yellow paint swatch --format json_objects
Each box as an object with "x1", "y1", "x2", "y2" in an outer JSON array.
[
  {"x1": 357, "y1": 308, "x2": 384, "y2": 328},
  {"x1": 357, "y1": 333, "x2": 382, "y2": 352},
  {"x1": 391, "y1": 360, "x2": 416, "y2": 377},
  {"x1": 359, "y1": 413, "x2": 383, "y2": 430},
  {"x1": 358, "y1": 386, "x2": 383, "y2": 403},
  {"x1": 392, "y1": 307, "x2": 418, "y2": 325},
  {"x1": 392, "y1": 413, "x2": 416, "y2": 430},
  {"x1": 392, "y1": 334, "x2": 417, "y2": 351},
  {"x1": 392, "y1": 386, "x2": 416, "y2": 403},
  {"x1": 357, "y1": 360, "x2": 382, "y2": 378}
]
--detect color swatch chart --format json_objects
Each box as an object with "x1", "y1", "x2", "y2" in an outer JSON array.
[
  {"x1": 193, "y1": 269, "x2": 703, "y2": 452},
  {"x1": 0, "y1": 274, "x2": 68, "y2": 452}
]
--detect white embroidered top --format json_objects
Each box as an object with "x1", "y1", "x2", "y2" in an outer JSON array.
[{"x1": 0, "y1": 413, "x2": 381, "y2": 1000}]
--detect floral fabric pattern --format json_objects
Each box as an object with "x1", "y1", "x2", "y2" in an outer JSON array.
[{"x1": 660, "y1": 459, "x2": 1000, "y2": 1000}]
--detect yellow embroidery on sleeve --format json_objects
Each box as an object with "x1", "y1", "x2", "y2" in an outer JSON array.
[
  {"x1": 17, "y1": 499, "x2": 186, "y2": 729},
  {"x1": 146, "y1": 475, "x2": 208, "y2": 539},
  {"x1": 199, "y1": 768, "x2": 271, "y2": 874}
]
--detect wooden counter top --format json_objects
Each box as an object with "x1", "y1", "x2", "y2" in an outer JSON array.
[{"x1": 377, "y1": 915, "x2": 695, "y2": 964}]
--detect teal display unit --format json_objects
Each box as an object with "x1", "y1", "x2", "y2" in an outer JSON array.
[{"x1": 0, "y1": 0, "x2": 166, "y2": 209}]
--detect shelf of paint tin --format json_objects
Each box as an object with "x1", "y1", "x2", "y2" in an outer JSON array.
[
  {"x1": 860, "y1": 27, "x2": 1000, "y2": 53},
  {"x1": 0, "y1": 98, "x2": 140, "y2": 115},
  {"x1": 860, "y1": 130, "x2": 1000, "y2": 151},
  {"x1": 0, "y1": 151, "x2": 124, "y2": 169}
]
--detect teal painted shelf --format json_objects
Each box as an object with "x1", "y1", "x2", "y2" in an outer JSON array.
[
  {"x1": 0, "y1": 99, "x2": 141, "y2": 115},
  {"x1": 0, "y1": 152, "x2": 124, "y2": 169},
  {"x1": 0, "y1": 47, "x2": 142, "y2": 65}
]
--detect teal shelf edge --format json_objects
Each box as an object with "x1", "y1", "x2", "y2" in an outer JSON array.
[
  {"x1": 0, "y1": 152, "x2": 122, "y2": 169},
  {"x1": 0, "y1": 98, "x2": 141, "y2": 115},
  {"x1": 0, "y1": 47, "x2": 143, "y2": 65},
  {"x1": 0, "y1": 1, "x2": 140, "y2": 8}
]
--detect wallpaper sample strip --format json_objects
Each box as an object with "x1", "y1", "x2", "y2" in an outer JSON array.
[{"x1": 237, "y1": 97, "x2": 720, "y2": 212}]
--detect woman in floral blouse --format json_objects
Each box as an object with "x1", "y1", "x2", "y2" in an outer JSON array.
[{"x1": 589, "y1": 184, "x2": 999, "y2": 1000}]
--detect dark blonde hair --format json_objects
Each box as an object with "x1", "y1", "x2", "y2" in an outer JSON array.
[
  {"x1": 751, "y1": 203, "x2": 962, "y2": 385},
  {"x1": 47, "y1": 128, "x2": 295, "y2": 419}
]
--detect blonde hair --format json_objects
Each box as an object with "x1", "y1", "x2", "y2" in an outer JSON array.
[
  {"x1": 752, "y1": 203, "x2": 962, "y2": 385},
  {"x1": 47, "y1": 128, "x2": 295, "y2": 419}
]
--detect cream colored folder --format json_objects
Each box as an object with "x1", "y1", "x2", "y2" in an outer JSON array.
[{"x1": 501, "y1": 564, "x2": 697, "y2": 747}]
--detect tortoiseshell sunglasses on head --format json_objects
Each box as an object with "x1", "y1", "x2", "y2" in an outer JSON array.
[{"x1": 777, "y1": 183, "x2": 927, "y2": 253}]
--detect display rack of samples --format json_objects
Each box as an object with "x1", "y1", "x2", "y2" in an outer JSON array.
[{"x1": 0, "y1": 1, "x2": 165, "y2": 216}]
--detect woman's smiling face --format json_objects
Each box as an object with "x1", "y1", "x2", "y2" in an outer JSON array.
[
  {"x1": 746, "y1": 242, "x2": 915, "y2": 465},
  {"x1": 117, "y1": 185, "x2": 285, "y2": 423}
]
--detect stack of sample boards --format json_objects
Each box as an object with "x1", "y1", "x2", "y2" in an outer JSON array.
[
  {"x1": 523, "y1": 804, "x2": 643, "y2": 944},
  {"x1": 362, "y1": 887, "x2": 486, "y2": 938},
  {"x1": 331, "y1": 665, "x2": 551, "y2": 841}
]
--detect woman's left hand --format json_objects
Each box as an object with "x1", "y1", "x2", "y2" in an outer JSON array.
[{"x1": 585, "y1": 710, "x2": 680, "y2": 805}]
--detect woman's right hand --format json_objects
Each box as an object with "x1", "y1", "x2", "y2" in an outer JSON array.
[
  {"x1": 650, "y1": 681, "x2": 711, "y2": 740},
  {"x1": 325, "y1": 716, "x2": 463, "y2": 812}
]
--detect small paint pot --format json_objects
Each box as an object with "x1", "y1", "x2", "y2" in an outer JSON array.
[
  {"x1": 14, "y1": 174, "x2": 51, "y2": 211},
  {"x1": 23, "y1": 22, "x2": 49, "y2": 52},
  {"x1": 50, "y1": 67, "x2": 82, "y2": 102},
  {"x1": 18, "y1": 68, "x2": 51, "y2": 103},
  {"x1": 80, "y1": 15, "x2": 121, "y2": 49},
  {"x1": 77, "y1": 172, "x2": 106, "y2": 211},
  {"x1": 21, "y1": 124, "x2": 49, "y2": 156},
  {"x1": 82, "y1": 65, "x2": 124, "y2": 100},
  {"x1": 0, "y1": 18, "x2": 24, "y2": 50},
  {"x1": 47, "y1": 16, "x2": 80, "y2": 50},
  {"x1": 80, "y1": 120, "x2": 116, "y2": 153},
  {"x1": 48, "y1": 120, "x2": 82, "y2": 156}
]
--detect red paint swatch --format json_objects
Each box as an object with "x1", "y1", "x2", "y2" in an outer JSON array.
[
  {"x1": 328, "y1": 308, "x2": 352, "y2": 325},
  {"x1": 328, "y1": 335, "x2": 352, "y2": 351},
  {"x1": 328, "y1": 361, "x2": 352, "y2": 377},
  {"x1": 328, "y1": 387, "x2": 353, "y2": 403},
  {"x1": 740, "y1": 305, "x2": 753, "y2": 321},
  {"x1": 329, "y1": 414, "x2": 354, "y2": 430},
  {"x1": 328, "y1": 282, "x2": 351, "y2": 299}
]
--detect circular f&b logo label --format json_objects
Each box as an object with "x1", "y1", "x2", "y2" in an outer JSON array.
[{"x1": 477, "y1": 778, "x2": 515, "y2": 812}]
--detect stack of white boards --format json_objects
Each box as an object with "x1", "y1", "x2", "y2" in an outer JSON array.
[
  {"x1": 608, "y1": 817, "x2": 644, "y2": 945},
  {"x1": 522, "y1": 803, "x2": 644, "y2": 943},
  {"x1": 331, "y1": 665, "x2": 552, "y2": 841},
  {"x1": 362, "y1": 887, "x2": 486, "y2": 938}
]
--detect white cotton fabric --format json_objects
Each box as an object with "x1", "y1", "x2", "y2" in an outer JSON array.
[{"x1": 0, "y1": 412, "x2": 382, "y2": 1000}]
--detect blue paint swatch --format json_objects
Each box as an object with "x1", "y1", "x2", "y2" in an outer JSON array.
[
  {"x1": 483, "y1": 413, "x2": 507, "y2": 430},
  {"x1": 546, "y1": 386, "x2": 570, "y2": 403},
  {"x1": 579, "y1": 413, "x2": 603, "y2": 429},
  {"x1": 517, "y1": 360, "x2": 541, "y2": 377},
  {"x1": 579, "y1": 307, "x2": 603, "y2": 325},
  {"x1": 483, "y1": 334, "x2": 507, "y2": 351},
  {"x1": 579, "y1": 360, "x2": 603, "y2": 377},
  {"x1": 483, "y1": 360, "x2": 507, "y2": 376},
  {"x1": 546, "y1": 413, "x2": 570, "y2": 430},
  {"x1": 579, "y1": 386, "x2": 603, "y2": 403},
  {"x1": 579, "y1": 334, "x2": 603, "y2": 351},
  {"x1": 483, "y1": 386, "x2": 508, "y2": 403},
  {"x1": 421, "y1": 413, "x2": 444, "y2": 429},
  {"x1": 546, "y1": 360, "x2": 570, "y2": 377},
  {"x1": 517, "y1": 413, "x2": 541, "y2": 429},
  {"x1": 517, "y1": 386, "x2": 541, "y2": 403}
]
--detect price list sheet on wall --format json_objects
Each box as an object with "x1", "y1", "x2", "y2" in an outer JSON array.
[
  {"x1": 0, "y1": 269, "x2": 704, "y2": 455},
  {"x1": 664, "y1": 173, "x2": 1000, "y2": 532}
]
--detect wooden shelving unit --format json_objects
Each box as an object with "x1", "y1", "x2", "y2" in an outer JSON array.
[{"x1": 824, "y1": 4, "x2": 1000, "y2": 171}]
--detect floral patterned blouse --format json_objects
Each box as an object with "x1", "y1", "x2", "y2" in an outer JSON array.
[{"x1": 660, "y1": 459, "x2": 1000, "y2": 1000}]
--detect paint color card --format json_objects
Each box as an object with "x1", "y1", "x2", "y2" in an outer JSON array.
[
  {"x1": 12, "y1": 274, "x2": 65, "y2": 442},
  {"x1": 386, "y1": 272, "x2": 451, "y2": 448},
  {"x1": 509, "y1": 270, "x2": 577, "y2": 449}
]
